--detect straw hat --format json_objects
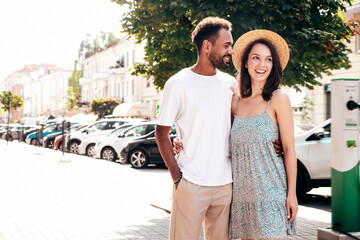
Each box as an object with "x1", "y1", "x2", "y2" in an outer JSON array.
[{"x1": 232, "y1": 29, "x2": 289, "y2": 71}]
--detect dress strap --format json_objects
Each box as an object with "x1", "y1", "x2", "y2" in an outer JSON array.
[
  {"x1": 265, "y1": 88, "x2": 280, "y2": 113},
  {"x1": 265, "y1": 100, "x2": 270, "y2": 113},
  {"x1": 235, "y1": 96, "x2": 240, "y2": 116}
]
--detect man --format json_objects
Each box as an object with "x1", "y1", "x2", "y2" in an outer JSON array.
[
  {"x1": 156, "y1": 17, "x2": 282, "y2": 239},
  {"x1": 156, "y1": 17, "x2": 235, "y2": 240}
]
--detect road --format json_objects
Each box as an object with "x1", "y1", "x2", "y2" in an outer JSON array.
[{"x1": 0, "y1": 140, "x2": 332, "y2": 240}]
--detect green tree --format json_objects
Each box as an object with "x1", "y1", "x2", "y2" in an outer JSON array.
[
  {"x1": 113, "y1": 0, "x2": 359, "y2": 90},
  {"x1": 78, "y1": 32, "x2": 119, "y2": 61},
  {"x1": 0, "y1": 91, "x2": 24, "y2": 144},
  {"x1": 68, "y1": 60, "x2": 83, "y2": 106},
  {"x1": 296, "y1": 96, "x2": 314, "y2": 124},
  {"x1": 90, "y1": 97, "x2": 121, "y2": 119},
  {"x1": 65, "y1": 87, "x2": 77, "y2": 111}
]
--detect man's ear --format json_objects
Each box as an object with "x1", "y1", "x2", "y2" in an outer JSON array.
[{"x1": 202, "y1": 40, "x2": 212, "y2": 56}]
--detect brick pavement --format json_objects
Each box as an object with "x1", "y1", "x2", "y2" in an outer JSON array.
[{"x1": 0, "y1": 140, "x2": 332, "y2": 240}]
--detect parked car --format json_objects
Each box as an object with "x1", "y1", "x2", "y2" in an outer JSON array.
[
  {"x1": 21, "y1": 126, "x2": 41, "y2": 142},
  {"x1": 295, "y1": 119, "x2": 331, "y2": 198},
  {"x1": 78, "y1": 123, "x2": 134, "y2": 157},
  {"x1": 67, "y1": 118, "x2": 146, "y2": 154},
  {"x1": 93, "y1": 122, "x2": 157, "y2": 162},
  {"x1": 119, "y1": 125, "x2": 176, "y2": 168},
  {"x1": 1, "y1": 125, "x2": 36, "y2": 141},
  {"x1": 43, "y1": 124, "x2": 86, "y2": 149},
  {"x1": 53, "y1": 125, "x2": 88, "y2": 151},
  {"x1": 0, "y1": 124, "x2": 21, "y2": 139},
  {"x1": 25, "y1": 121, "x2": 77, "y2": 146}
]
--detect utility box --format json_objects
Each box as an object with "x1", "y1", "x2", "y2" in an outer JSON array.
[{"x1": 331, "y1": 78, "x2": 360, "y2": 233}]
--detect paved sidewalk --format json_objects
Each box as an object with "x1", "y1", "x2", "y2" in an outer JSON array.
[{"x1": 0, "y1": 140, "x2": 332, "y2": 240}]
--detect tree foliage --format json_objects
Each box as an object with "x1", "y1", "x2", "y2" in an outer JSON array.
[
  {"x1": 68, "y1": 61, "x2": 83, "y2": 107},
  {"x1": 296, "y1": 96, "x2": 314, "y2": 124},
  {"x1": 78, "y1": 31, "x2": 120, "y2": 61},
  {"x1": 113, "y1": 0, "x2": 359, "y2": 90},
  {"x1": 65, "y1": 87, "x2": 77, "y2": 112},
  {"x1": 90, "y1": 97, "x2": 121, "y2": 119},
  {"x1": 0, "y1": 90, "x2": 24, "y2": 140}
]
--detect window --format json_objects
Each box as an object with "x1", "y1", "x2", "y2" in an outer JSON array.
[
  {"x1": 132, "y1": 49, "x2": 135, "y2": 64},
  {"x1": 111, "y1": 125, "x2": 132, "y2": 135},
  {"x1": 124, "y1": 125, "x2": 148, "y2": 137},
  {"x1": 170, "y1": 125, "x2": 177, "y2": 135},
  {"x1": 126, "y1": 52, "x2": 129, "y2": 67},
  {"x1": 43, "y1": 124, "x2": 58, "y2": 133},
  {"x1": 323, "y1": 124, "x2": 331, "y2": 138},
  {"x1": 115, "y1": 54, "x2": 124, "y2": 68},
  {"x1": 106, "y1": 121, "x2": 125, "y2": 129},
  {"x1": 145, "y1": 125, "x2": 156, "y2": 134},
  {"x1": 87, "y1": 122, "x2": 108, "y2": 132}
]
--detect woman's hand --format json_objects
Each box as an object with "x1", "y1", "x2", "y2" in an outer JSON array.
[
  {"x1": 173, "y1": 138, "x2": 183, "y2": 154},
  {"x1": 286, "y1": 194, "x2": 298, "y2": 222}
]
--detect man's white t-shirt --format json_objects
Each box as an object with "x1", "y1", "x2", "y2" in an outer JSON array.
[{"x1": 157, "y1": 68, "x2": 237, "y2": 186}]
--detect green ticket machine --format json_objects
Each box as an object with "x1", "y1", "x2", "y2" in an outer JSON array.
[{"x1": 319, "y1": 79, "x2": 360, "y2": 239}]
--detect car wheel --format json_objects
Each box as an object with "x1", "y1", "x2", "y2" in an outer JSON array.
[
  {"x1": 101, "y1": 147, "x2": 116, "y2": 161},
  {"x1": 69, "y1": 141, "x2": 80, "y2": 154},
  {"x1": 296, "y1": 169, "x2": 308, "y2": 199},
  {"x1": 129, "y1": 149, "x2": 149, "y2": 169},
  {"x1": 47, "y1": 139, "x2": 54, "y2": 149},
  {"x1": 30, "y1": 138, "x2": 40, "y2": 146},
  {"x1": 58, "y1": 141, "x2": 63, "y2": 151},
  {"x1": 86, "y1": 144, "x2": 96, "y2": 157},
  {"x1": 6, "y1": 134, "x2": 13, "y2": 141}
]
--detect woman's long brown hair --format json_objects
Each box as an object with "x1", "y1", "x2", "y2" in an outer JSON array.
[{"x1": 238, "y1": 39, "x2": 282, "y2": 101}]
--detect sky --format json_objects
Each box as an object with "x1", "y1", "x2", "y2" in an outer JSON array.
[{"x1": 0, "y1": 0, "x2": 128, "y2": 80}]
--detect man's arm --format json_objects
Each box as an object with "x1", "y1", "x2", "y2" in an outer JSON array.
[{"x1": 155, "y1": 125, "x2": 182, "y2": 187}]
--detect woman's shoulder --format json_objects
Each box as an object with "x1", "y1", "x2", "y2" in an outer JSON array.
[
  {"x1": 271, "y1": 89, "x2": 291, "y2": 109},
  {"x1": 232, "y1": 94, "x2": 240, "y2": 104},
  {"x1": 231, "y1": 94, "x2": 241, "y2": 112},
  {"x1": 272, "y1": 89, "x2": 289, "y2": 101}
]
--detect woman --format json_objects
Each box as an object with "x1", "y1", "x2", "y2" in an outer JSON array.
[{"x1": 229, "y1": 29, "x2": 297, "y2": 240}]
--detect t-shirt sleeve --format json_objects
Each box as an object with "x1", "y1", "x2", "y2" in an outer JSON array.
[
  {"x1": 157, "y1": 79, "x2": 181, "y2": 126},
  {"x1": 231, "y1": 77, "x2": 239, "y2": 95}
]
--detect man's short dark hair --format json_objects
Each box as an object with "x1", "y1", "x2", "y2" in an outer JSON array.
[{"x1": 192, "y1": 17, "x2": 232, "y2": 54}]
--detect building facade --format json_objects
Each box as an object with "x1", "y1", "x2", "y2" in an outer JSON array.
[
  {"x1": 0, "y1": 64, "x2": 71, "y2": 122},
  {"x1": 79, "y1": 37, "x2": 162, "y2": 120}
]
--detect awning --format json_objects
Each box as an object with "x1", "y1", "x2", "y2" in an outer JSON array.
[{"x1": 112, "y1": 102, "x2": 152, "y2": 118}]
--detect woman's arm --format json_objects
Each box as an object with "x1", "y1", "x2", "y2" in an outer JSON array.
[
  {"x1": 231, "y1": 94, "x2": 240, "y2": 125},
  {"x1": 272, "y1": 90, "x2": 298, "y2": 222}
]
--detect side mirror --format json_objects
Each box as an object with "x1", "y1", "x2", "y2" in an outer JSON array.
[
  {"x1": 118, "y1": 132, "x2": 125, "y2": 138},
  {"x1": 306, "y1": 133, "x2": 322, "y2": 141},
  {"x1": 85, "y1": 129, "x2": 89, "y2": 134}
]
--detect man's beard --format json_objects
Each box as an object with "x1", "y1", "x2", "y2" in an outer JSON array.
[{"x1": 208, "y1": 51, "x2": 230, "y2": 70}]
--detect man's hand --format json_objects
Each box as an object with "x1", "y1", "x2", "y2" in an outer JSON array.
[
  {"x1": 272, "y1": 139, "x2": 283, "y2": 157},
  {"x1": 173, "y1": 138, "x2": 183, "y2": 155}
]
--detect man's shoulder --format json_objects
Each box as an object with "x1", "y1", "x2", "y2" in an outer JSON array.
[
  {"x1": 217, "y1": 70, "x2": 236, "y2": 81},
  {"x1": 166, "y1": 68, "x2": 190, "y2": 85}
]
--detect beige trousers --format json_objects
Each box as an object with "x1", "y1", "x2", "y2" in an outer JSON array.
[{"x1": 169, "y1": 178, "x2": 232, "y2": 240}]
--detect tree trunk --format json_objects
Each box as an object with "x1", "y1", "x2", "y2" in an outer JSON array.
[{"x1": 6, "y1": 110, "x2": 10, "y2": 145}]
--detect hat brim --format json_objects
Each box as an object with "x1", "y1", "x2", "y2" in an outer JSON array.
[{"x1": 232, "y1": 30, "x2": 289, "y2": 71}]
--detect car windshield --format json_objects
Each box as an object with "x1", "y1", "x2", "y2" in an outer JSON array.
[
  {"x1": 123, "y1": 124, "x2": 155, "y2": 137},
  {"x1": 43, "y1": 124, "x2": 58, "y2": 133},
  {"x1": 65, "y1": 124, "x2": 81, "y2": 133},
  {"x1": 111, "y1": 125, "x2": 133, "y2": 135}
]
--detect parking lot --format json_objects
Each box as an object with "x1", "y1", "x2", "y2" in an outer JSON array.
[{"x1": 0, "y1": 139, "x2": 332, "y2": 240}]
